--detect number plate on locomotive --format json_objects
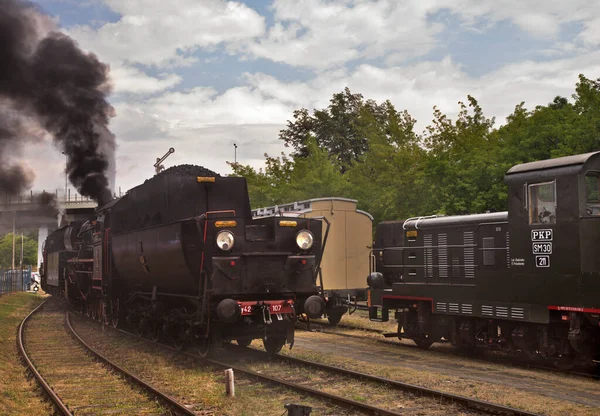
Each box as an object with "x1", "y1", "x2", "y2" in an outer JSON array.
[
  {"x1": 238, "y1": 301, "x2": 293, "y2": 315},
  {"x1": 532, "y1": 242, "x2": 552, "y2": 254}
]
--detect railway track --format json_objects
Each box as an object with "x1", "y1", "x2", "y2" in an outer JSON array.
[
  {"x1": 231, "y1": 346, "x2": 541, "y2": 416},
  {"x1": 18, "y1": 297, "x2": 196, "y2": 416},
  {"x1": 303, "y1": 320, "x2": 600, "y2": 380},
  {"x1": 74, "y1": 312, "x2": 541, "y2": 416}
]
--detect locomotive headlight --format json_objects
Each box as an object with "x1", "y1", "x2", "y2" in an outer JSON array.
[
  {"x1": 296, "y1": 230, "x2": 314, "y2": 250},
  {"x1": 216, "y1": 230, "x2": 235, "y2": 251}
]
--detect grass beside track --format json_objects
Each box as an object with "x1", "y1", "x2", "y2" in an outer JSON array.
[
  {"x1": 278, "y1": 329, "x2": 600, "y2": 416},
  {"x1": 0, "y1": 292, "x2": 52, "y2": 416},
  {"x1": 71, "y1": 314, "x2": 358, "y2": 416}
]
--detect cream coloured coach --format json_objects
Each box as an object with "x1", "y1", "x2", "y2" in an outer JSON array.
[{"x1": 253, "y1": 197, "x2": 373, "y2": 325}]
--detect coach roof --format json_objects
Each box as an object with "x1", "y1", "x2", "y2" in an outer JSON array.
[{"x1": 506, "y1": 151, "x2": 600, "y2": 175}]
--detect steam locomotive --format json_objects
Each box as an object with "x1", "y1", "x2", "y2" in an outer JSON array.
[
  {"x1": 368, "y1": 151, "x2": 600, "y2": 367},
  {"x1": 41, "y1": 165, "x2": 327, "y2": 355}
]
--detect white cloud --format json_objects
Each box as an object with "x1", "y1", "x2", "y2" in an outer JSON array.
[
  {"x1": 245, "y1": 0, "x2": 441, "y2": 69},
  {"x1": 69, "y1": 0, "x2": 265, "y2": 68},
  {"x1": 240, "y1": 0, "x2": 600, "y2": 69},
  {"x1": 110, "y1": 65, "x2": 182, "y2": 94}
]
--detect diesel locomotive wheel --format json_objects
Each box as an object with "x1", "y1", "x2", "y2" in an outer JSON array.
[
  {"x1": 263, "y1": 336, "x2": 286, "y2": 355},
  {"x1": 236, "y1": 338, "x2": 252, "y2": 347}
]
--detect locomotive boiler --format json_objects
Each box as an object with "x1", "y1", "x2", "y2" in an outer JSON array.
[
  {"x1": 368, "y1": 151, "x2": 600, "y2": 368},
  {"x1": 42, "y1": 165, "x2": 327, "y2": 355}
]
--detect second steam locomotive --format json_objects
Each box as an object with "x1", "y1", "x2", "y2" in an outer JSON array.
[{"x1": 42, "y1": 165, "x2": 327, "y2": 355}]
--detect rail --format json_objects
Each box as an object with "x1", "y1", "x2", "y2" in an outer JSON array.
[
  {"x1": 79, "y1": 313, "x2": 540, "y2": 416},
  {"x1": 17, "y1": 298, "x2": 72, "y2": 416},
  {"x1": 19, "y1": 297, "x2": 196, "y2": 416},
  {"x1": 65, "y1": 312, "x2": 197, "y2": 416},
  {"x1": 243, "y1": 346, "x2": 541, "y2": 416}
]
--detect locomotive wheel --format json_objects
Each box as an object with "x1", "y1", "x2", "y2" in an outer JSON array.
[
  {"x1": 263, "y1": 336, "x2": 286, "y2": 355},
  {"x1": 110, "y1": 299, "x2": 119, "y2": 328},
  {"x1": 173, "y1": 336, "x2": 185, "y2": 350},
  {"x1": 149, "y1": 322, "x2": 161, "y2": 343},
  {"x1": 554, "y1": 357, "x2": 576, "y2": 371},
  {"x1": 413, "y1": 338, "x2": 434, "y2": 349},
  {"x1": 327, "y1": 312, "x2": 343, "y2": 326},
  {"x1": 135, "y1": 318, "x2": 148, "y2": 337},
  {"x1": 91, "y1": 302, "x2": 97, "y2": 320},
  {"x1": 236, "y1": 338, "x2": 252, "y2": 347},
  {"x1": 196, "y1": 339, "x2": 210, "y2": 358}
]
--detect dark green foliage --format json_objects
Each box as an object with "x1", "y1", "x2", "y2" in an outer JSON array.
[
  {"x1": 232, "y1": 74, "x2": 600, "y2": 224},
  {"x1": 0, "y1": 233, "x2": 37, "y2": 269}
]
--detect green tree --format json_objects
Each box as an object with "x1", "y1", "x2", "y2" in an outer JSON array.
[
  {"x1": 279, "y1": 88, "x2": 389, "y2": 172},
  {"x1": 423, "y1": 96, "x2": 503, "y2": 214},
  {"x1": 0, "y1": 233, "x2": 38, "y2": 269},
  {"x1": 345, "y1": 102, "x2": 428, "y2": 223},
  {"x1": 229, "y1": 137, "x2": 346, "y2": 208}
]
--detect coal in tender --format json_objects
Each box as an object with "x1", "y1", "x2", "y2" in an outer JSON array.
[{"x1": 158, "y1": 164, "x2": 220, "y2": 178}]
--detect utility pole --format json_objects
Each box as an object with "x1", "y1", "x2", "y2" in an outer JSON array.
[
  {"x1": 12, "y1": 212, "x2": 15, "y2": 270},
  {"x1": 234, "y1": 143, "x2": 238, "y2": 164}
]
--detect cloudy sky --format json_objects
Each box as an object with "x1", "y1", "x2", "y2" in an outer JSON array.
[{"x1": 23, "y1": 0, "x2": 600, "y2": 196}]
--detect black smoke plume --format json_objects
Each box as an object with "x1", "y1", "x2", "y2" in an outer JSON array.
[{"x1": 0, "y1": 0, "x2": 115, "y2": 205}]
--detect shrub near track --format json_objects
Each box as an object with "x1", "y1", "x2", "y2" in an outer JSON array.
[{"x1": 0, "y1": 292, "x2": 52, "y2": 415}]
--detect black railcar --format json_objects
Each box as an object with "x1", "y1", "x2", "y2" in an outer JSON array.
[
  {"x1": 42, "y1": 166, "x2": 327, "y2": 354},
  {"x1": 368, "y1": 152, "x2": 600, "y2": 366}
]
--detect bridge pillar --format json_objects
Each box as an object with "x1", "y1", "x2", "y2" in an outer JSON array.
[{"x1": 37, "y1": 225, "x2": 48, "y2": 270}]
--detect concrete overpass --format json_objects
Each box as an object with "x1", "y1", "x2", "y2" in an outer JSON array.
[{"x1": 0, "y1": 189, "x2": 116, "y2": 268}]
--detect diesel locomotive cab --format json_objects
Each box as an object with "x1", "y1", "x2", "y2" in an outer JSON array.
[{"x1": 368, "y1": 152, "x2": 600, "y2": 366}]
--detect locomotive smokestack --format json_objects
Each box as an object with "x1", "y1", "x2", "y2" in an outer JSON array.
[{"x1": 0, "y1": 0, "x2": 116, "y2": 205}]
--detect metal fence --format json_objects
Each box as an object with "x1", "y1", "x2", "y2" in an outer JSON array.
[{"x1": 0, "y1": 267, "x2": 33, "y2": 295}]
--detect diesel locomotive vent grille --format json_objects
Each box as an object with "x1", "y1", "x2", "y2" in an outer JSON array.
[
  {"x1": 452, "y1": 257, "x2": 460, "y2": 278},
  {"x1": 424, "y1": 234, "x2": 433, "y2": 278},
  {"x1": 511, "y1": 307, "x2": 524, "y2": 319},
  {"x1": 505, "y1": 231, "x2": 511, "y2": 268},
  {"x1": 482, "y1": 305, "x2": 494, "y2": 316},
  {"x1": 438, "y1": 233, "x2": 448, "y2": 278},
  {"x1": 496, "y1": 306, "x2": 509, "y2": 318},
  {"x1": 463, "y1": 231, "x2": 475, "y2": 278},
  {"x1": 436, "y1": 302, "x2": 447, "y2": 313},
  {"x1": 461, "y1": 303, "x2": 473, "y2": 314},
  {"x1": 449, "y1": 303, "x2": 459, "y2": 313}
]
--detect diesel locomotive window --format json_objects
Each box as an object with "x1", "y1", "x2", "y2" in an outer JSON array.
[
  {"x1": 585, "y1": 173, "x2": 600, "y2": 215},
  {"x1": 528, "y1": 181, "x2": 556, "y2": 225}
]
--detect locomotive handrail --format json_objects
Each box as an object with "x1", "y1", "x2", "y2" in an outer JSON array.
[
  {"x1": 402, "y1": 215, "x2": 439, "y2": 230},
  {"x1": 195, "y1": 210, "x2": 237, "y2": 221},
  {"x1": 309, "y1": 216, "x2": 331, "y2": 295}
]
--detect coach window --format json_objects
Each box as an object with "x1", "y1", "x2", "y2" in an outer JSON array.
[
  {"x1": 585, "y1": 173, "x2": 600, "y2": 215},
  {"x1": 528, "y1": 181, "x2": 556, "y2": 224}
]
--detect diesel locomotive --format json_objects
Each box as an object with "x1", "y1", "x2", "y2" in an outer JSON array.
[
  {"x1": 41, "y1": 165, "x2": 327, "y2": 355},
  {"x1": 368, "y1": 151, "x2": 600, "y2": 367}
]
